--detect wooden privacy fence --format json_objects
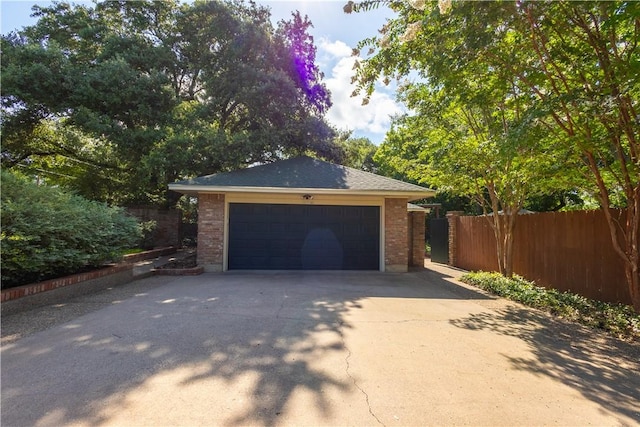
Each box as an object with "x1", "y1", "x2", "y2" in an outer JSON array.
[{"x1": 449, "y1": 209, "x2": 630, "y2": 305}]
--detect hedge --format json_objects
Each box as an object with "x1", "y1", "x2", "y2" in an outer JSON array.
[{"x1": 1, "y1": 171, "x2": 142, "y2": 288}]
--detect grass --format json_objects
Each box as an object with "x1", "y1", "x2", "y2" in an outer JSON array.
[{"x1": 460, "y1": 271, "x2": 640, "y2": 342}]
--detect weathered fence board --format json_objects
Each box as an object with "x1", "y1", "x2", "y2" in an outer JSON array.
[{"x1": 454, "y1": 210, "x2": 630, "y2": 305}]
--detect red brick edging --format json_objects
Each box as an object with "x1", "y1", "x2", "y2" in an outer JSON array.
[{"x1": 1, "y1": 264, "x2": 132, "y2": 303}]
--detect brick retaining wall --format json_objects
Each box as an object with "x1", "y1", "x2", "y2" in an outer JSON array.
[
  {"x1": 1, "y1": 264, "x2": 134, "y2": 316},
  {"x1": 1, "y1": 247, "x2": 194, "y2": 316}
]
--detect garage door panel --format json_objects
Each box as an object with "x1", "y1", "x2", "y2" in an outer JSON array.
[{"x1": 228, "y1": 203, "x2": 379, "y2": 270}]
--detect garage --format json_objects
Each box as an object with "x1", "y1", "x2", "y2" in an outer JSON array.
[
  {"x1": 228, "y1": 203, "x2": 380, "y2": 270},
  {"x1": 168, "y1": 156, "x2": 434, "y2": 272}
]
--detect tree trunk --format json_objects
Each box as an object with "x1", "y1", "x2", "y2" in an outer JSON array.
[
  {"x1": 489, "y1": 203, "x2": 506, "y2": 276},
  {"x1": 503, "y1": 211, "x2": 517, "y2": 278},
  {"x1": 619, "y1": 204, "x2": 640, "y2": 312},
  {"x1": 602, "y1": 206, "x2": 640, "y2": 312},
  {"x1": 490, "y1": 209, "x2": 517, "y2": 278},
  {"x1": 494, "y1": 215, "x2": 505, "y2": 276},
  {"x1": 627, "y1": 193, "x2": 640, "y2": 313},
  {"x1": 627, "y1": 260, "x2": 640, "y2": 313}
]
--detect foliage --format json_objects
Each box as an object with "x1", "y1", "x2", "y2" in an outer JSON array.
[
  {"x1": 137, "y1": 220, "x2": 158, "y2": 250},
  {"x1": 348, "y1": 0, "x2": 640, "y2": 310},
  {"x1": 461, "y1": 272, "x2": 640, "y2": 342},
  {"x1": 334, "y1": 131, "x2": 379, "y2": 172},
  {"x1": 0, "y1": 170, "x2": 142, "y2": 288},
  {"x1": 373, "y1": 145, "x2": 477, "y2": 216},
  {"x1": 360, "y1": 5, "x2": 580, "y2": 276},
  {"x1": 523, "y1": 191, "x2": 592, "y2": 213},
  {"x1": 1, "y1": 0, "x2": 339, "y2": 206}
]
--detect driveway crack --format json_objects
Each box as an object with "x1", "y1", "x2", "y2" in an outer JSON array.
[
  {"x1": 275, "y1": 294, "x2": 286, "y2": 319},
  {"x1": 340, "y1": 322, "x2": 385, "y2": 427}
]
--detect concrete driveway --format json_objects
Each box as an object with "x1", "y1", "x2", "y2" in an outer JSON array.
[{"x1": 2, "y1": 263, "x2": 639, "y2": 426}]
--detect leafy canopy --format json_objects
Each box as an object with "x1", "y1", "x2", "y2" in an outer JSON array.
[{"x1": 2, "y1": 0, "x2": 339, "y2": 206}]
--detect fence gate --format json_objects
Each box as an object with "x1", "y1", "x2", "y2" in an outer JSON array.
[{"x1": 429, "y1": 218, "x2": 449, "y2": 264}]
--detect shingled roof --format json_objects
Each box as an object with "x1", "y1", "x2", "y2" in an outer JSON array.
[{"x1": 169, "y1": 156, "x2": 434, "y2": 199}]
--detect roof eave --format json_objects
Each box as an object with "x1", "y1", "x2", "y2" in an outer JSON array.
[
  {"x1": 168, "y1": 184, "x2": 435, "y2": 201},
  {"x1": 408, "y1": 204, "x2": 428, "y2": 212}
]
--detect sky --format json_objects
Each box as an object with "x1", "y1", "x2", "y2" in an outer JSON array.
[{"x1": 0, "y1": 0, "x2": 402, "y2": 144}]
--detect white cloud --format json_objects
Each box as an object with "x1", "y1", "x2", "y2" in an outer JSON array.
[
  {"x1": 319, "y1": 39, "x2": 352, "y2": 58},
  {"x1": 317, "y1": 38, "x2": 403, "y2": 143}
]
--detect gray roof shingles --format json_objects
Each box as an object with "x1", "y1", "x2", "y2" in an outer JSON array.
[{"x1": 170, "y1": 156, "x2": 433, "y2": 194}]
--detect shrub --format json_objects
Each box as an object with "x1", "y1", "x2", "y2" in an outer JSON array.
[
  {"x1": 1, "y1": 171, "x2": 142, "y2": 288},
  {"x1": 135, "y1": 219, "x2": 158, "y2": 250},
  {"x1": 461, "y1": 271, "x2": 640, "y2": 341}
]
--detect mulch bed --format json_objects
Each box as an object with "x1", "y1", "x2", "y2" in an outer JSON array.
[{"x1": 154, "y1": 250, "x2": 197, "y2": 270}]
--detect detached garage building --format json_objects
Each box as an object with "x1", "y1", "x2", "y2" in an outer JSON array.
[{"x1": 169, "y1": 156, "x2": 434, "y2": 272}]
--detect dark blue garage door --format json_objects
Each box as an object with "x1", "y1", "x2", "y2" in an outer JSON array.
[{"x1": 228, "y1": 203, "x2": 380, "y2": 270}]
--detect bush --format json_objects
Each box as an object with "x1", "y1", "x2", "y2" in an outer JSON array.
[
  {"x1": 460, "y1": 271, "x2": 640, "y2": 342},
  {"x1": 137, "y1": 219, "x2": 157, "y2": 250},
  {"x1": 1, "y1": 171, "x2": 142, "y2": 288}
]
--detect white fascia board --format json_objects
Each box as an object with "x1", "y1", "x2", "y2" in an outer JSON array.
[
  {"x1": 408, "y1": 206, "x2": 428, "y2": 212},
  {"x1": 168, "y1": 184, "x2": 435, "y2": 200}
]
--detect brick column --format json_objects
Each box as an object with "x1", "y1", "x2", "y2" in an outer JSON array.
[
  {"x1": 385, "y1": 198, "x2": 409, "y2": 272},
  {"x1": 446, "y1": 211, "x2": 463, "y2": 267},
  {"x1": 197, "y1": 193, "x2": 225, "y2": 272},
  {"x1": 410, "y1": 211, "x2": 427, "y2": 267}
]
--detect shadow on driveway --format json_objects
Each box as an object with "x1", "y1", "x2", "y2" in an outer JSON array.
[
  {"x1": 2, "y1": 266, "x2": 638, "y2": 426},
  {"x1": 450, "y1": 306, "x2": 640, "y2": 423},
  {"x1": 1, "y1": 268, "x2": 486, "y2": 426}
]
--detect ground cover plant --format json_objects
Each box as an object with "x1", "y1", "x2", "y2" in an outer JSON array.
[
  {"x1": 460, "y1": 272, "x2": 640, "y2": 342},
  {"x1": 1, "y1": 171, "x2": 142, "y2": 288}
]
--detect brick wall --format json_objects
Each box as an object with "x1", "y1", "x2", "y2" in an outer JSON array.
[
  {"x1": 197, "y1": 193, "x2": 225, "y2": 272},
  {"x1": 410, "y1": 211, "x2": 426, "y2": 267},
  {"x1": 1, "y1": 264, "x2": 133, "y2": 315},
  {"x1": 446, "y1": 211, "x2": 464, "y2": 267},
  {"x1": 385, "y1": 198, "x2": 409, "y2": 272}
]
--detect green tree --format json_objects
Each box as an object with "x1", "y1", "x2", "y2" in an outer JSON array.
[
  {"x1": 334, "y1": 131, "x2": 378, "y2": 172},
  {"x1": 349, "y1": 1, "x2": 576, "y2": 277},
  {"x1": 346, "y1": 0, "x2": 640, "y2": 311},
  {"x1": 1, "y1": 0, "x2": 339, "y2": 206},
  {"x1": 505, "y1": 1, "x2": 640, "y2": 310},
  {"x1": 378, "y1": 84, "x2": 573, "y2": 276}
]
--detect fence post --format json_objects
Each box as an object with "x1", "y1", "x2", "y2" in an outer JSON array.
[{"x1": 446, "y1": 211, "x2": 463, "y2": 267}]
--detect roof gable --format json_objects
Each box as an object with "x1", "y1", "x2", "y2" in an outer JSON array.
[{"x1": 169, "y1": 156, "x2": 434, "y2": 198}]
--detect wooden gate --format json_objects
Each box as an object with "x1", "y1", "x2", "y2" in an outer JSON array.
[{"x1": 429, "y1": 218, "x2": 449, "y2": 264}]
